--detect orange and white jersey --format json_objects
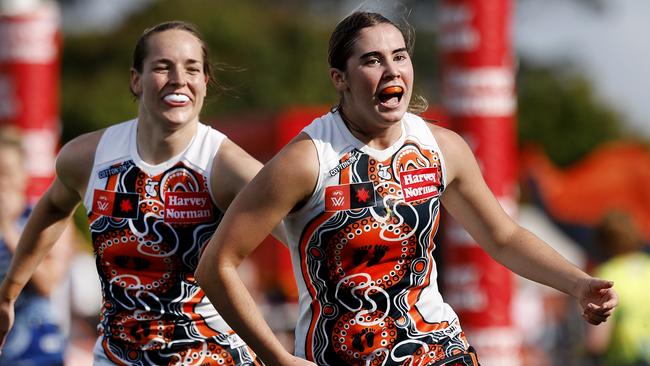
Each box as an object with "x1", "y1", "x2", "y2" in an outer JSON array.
[
  {"x1": 285, "y1": 111, "x2": 469, "y2": 365},
  {"x1": 83, "y1": 120, "x2": 259, "y2": 365}
]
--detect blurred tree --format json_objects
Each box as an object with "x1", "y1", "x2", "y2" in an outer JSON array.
[
  {"x1": 60, "y1": 0, "x2": 440, "y2": 143},
  {"x1": 517, "y1": 61, "x2": 627, "y2": 167},
  {"x1": 59, "y1": 0, "x2": 628, "y2": 170},
  {"x1": 60, "y1": 0, "x2": 336, "y2": 142}
]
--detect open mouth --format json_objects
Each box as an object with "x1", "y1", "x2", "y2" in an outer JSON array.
[{"x1": 377, "y1": 86, "x2": 404, "y2": 108}]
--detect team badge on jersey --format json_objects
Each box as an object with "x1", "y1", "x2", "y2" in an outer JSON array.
[
  {"x1": 92, "y1": 189, "x2": 140, "y2": 219},
  {"x1": 164, "y1": 191, "x2": 214, "y2": 224},
  {"x1": 400, "y1": 167, "x2": 441, "y2": 202},
  {"x1": 325, "y1": 182, "x2": 377, "y2": 212}
]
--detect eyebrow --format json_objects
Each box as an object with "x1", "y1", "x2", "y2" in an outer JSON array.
[
  {"x1": 359, "y1": 47, "x2": 408, "y2": 59},
  {"x1": 150, "y1": 57, "x2": 203, "y2": 65}
]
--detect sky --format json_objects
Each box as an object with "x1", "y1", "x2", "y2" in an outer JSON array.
[
  {"x1": 60, "y1": 0, "x2": 152, "y2": 33},
  {"x1": 56, "y1": 0, "x2": 650, "y2": 137},
  {"x1": 515, "y1": 0, "x2": 650, "y2": 137}
]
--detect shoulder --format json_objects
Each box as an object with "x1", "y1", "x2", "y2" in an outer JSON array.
[
  {"x1": 427, "y1": 124, "x2": 470, "y2": 157},
  {"x1": 208, "y1": 137, "x2": 262, "y2": 209},
  {"x1": 56, "y1": 129, "x2": 105, "y2": 191},
  {"x1": 210, "y1": 137, "x2": 261, "y2": 181},
  {"x1": 262, "y1": 132, "x2": 319, "y2": 201},
  {"x1": 424, "y1": 124, "x2": 477, "y2": 183},
  {"x1": 302, "y1": 111, "x2": 338, "y2": 139},
  {"x1": 271, "y1": 132, "x2": 318, "y2": 171}
]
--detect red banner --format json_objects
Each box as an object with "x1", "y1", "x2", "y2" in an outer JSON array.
[
  {"x1": 0, "y1": 2, "x2": 61, "y2": 202},
  {"x1": 440, "y1": 0, "x2": 521, "y2": 364}
]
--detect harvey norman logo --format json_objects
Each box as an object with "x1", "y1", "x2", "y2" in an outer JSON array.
[
  {"x1": 164, "y1": 191, "x2": 214, "y2": 224},
  {"x1": 400, "y1": 167, "x2": 440, "y2": 202}
]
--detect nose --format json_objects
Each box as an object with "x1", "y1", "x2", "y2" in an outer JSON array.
[
  {"x1": 168, "y1": 66, "x2": 187, "y2": 86},
  {"x1": 383, "y1": 60, "x2": 400, "y2": 80}
]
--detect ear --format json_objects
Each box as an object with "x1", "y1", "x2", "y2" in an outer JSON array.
[
  {"x1": 130, "y1": 68, "x2": 142, "y2": 97},
  {"x1": 329, "y1": 68, "x2": 348, "y2": 92}
]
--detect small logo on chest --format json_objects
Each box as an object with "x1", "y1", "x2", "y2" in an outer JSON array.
[
  {"x1": 92, "y1": 189, "x2": 140, "y2": 219},
  {"x1": 97, "y1": 160, "x2": 134, "y2": 179},
  {"x1": 325, "y1": 182, "x2": 377, "y2": 212}
]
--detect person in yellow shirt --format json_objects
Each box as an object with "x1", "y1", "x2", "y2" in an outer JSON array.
[{"x1": 586, "y1": 210, "x2": 650, "y2": 366}]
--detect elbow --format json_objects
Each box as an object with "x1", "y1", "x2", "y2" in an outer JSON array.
[
  {"x1": 195, "y1": 252, "x2": 228, "y2": 290},
  {"x1": 487, "y1": 224, "x2": 523, "y2": 254},
  {"x1": 194, "y1": 257, "x2": 212, "y2": 289}
]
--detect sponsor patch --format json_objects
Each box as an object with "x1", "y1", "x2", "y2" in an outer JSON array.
[
  {"x1": 97, "y1": 160, "x2": 134, "y2": 179},
  {"x1": 325, "y1": 182, "x2": 377, "y2": 212},
  {"x1": 164, "y1": 191, "x2": 214, "y2": 224},
  {"x1": 92, "y1": 189, "x2": 140, "y2": 219},
  {"x1": 400, "y1": 167, "x2": 440, "y2": 202}
]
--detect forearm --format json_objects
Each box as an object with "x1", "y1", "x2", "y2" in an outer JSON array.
[
  {"x1": 488, "y1": 226, "x2": 590, "y2": 298},
  {"x1": 197, "y1": 261, "x2": 292, "y2": 365},
  {"x1": 0, "y1": 200, "x2": 74, "y2": 302},
  {"x1": 28, "y1": 227, "x2": 74, "y2": 296}
]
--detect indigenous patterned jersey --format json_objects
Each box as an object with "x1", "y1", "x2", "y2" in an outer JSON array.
[
  {"x1": 83, "y1": 120, "x2": 259, "y2": 365},
  {"x1": 284, "y1": 111, "x2": 471, "y2": 365}
]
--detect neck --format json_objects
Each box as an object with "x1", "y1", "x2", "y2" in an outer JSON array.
[
  {"x1": 136, "y1": 117, "x2": 197, "y2": 165},
  {"x1": 339, "y1": 107, "x2": 402, "y2": 150}
]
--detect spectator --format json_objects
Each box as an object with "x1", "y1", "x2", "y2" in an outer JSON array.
[
  {"x1": 586, "y1": 210, "x2": 650, "y2": 366},
  {"x1": 0, "y1": 127, "x2": 75, "y2": 366}
]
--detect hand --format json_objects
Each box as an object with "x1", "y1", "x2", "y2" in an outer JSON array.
[
  {"x1": 577, "y1": 277, "x2": 618, "y2": 325},
  {"x1": 0, "y1": 300, "x2": 16, "y2": 354}
]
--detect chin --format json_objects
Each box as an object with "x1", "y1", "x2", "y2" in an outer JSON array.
[
  {"x1": 378, "y1": 108, "x2": 407, "y2": 123},
  {"x1": 162, "y1": 112, "x2": 196, "y2": 126}
]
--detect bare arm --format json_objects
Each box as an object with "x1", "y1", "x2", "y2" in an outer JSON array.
[
  {"x1": 29, "y1": 225, "x2": 78, "y2": 296},
  {"x1": 0, "y1": 179, "x2": 79, "y2": 303},
  {"x1": 211, "y1": 138, "x2": 263, "y2": 211},
  {"x1": 196, "y1": 134, "x2": 317, "y2": 365},
  {"x1": 0, "y1": 131, "x2": 100, "y2": 349},
  {"x1": 435, "y1": 126, "x2": 617, "y2": 324},
  {"x1": 1, "y1": 219, "x2": 77, "y2": 297},
  {"x1": 0, "y1": 182, "x2": 77, "y2": 297},
  {"x1": 210, "y1": 139, "x2": 287, "y2": 243}
]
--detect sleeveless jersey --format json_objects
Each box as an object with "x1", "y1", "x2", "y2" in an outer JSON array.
[
  {"x1": 284, "y1": 111, "x2": 470, "y2": 365},
  {"x1": 83, "y1": 120, "x2": 259, "y2": 365}
]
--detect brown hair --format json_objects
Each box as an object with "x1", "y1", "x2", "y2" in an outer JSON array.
[
  {"x1": 130, "y1": 20, "x2": 221, "y2": 97},
  {"x1": 328, "y1": 12, "x2": 413, "y2": 71},
  {"x1": 595, "y1": 210, "x2": 644, "y2": 257},
  {"x1": 328, "y1": 11, "x2": 427, "y2": 114}
]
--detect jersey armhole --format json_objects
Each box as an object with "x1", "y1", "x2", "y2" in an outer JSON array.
[{"x1": 287, "y1": 132, "x2": 322, "y2": 217}]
